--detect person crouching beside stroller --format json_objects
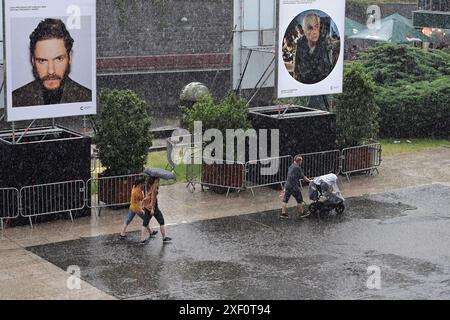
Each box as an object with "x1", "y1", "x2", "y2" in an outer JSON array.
[{"x1": 281, "y1": 156, "x2": 312, "y2": 219}]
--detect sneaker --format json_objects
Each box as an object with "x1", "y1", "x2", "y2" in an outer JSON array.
[
  {"x1": 140, "y1": 237, "x2": 150, "y2": 244},
  {"x1": 163, "y1": 237, "x2": 172, "y2": 243},
  {"x1": 279, "y1": 214, "x2": 289, "y2": 219},
  {"x1": 150, "y1": 230, "x2": 158, "y2": 237},
  {"x1": 119, "y1": 234, "x2": 127, "y2": 240},
  {"x1": 298, "y1": 211, "x2": 310, "y2": 218}
]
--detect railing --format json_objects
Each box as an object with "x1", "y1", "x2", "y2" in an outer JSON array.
[
  {"x1": 0, "y1": 188, "x2": 20, "y2": 230},
  {"x1": 245, "y1": 155, "x2": 292, "y2": 195},
  {"x1": 166, "y1": 134, "x2": 195, "y2": 171},
  {"x1": 296, "y1": 150, "x2": 341, "y2": 178},
  {"x1": 87, "y1": 174, "x2": 146, "y2": 208},
  {"x1": 341, "y1": 143, "x2": 382, "y2": 181},
  {"x1": 19, "y1": 180, "x2": 85, "y2": 228},
  {"x1": 187, "y1": 157, "x2": 246, "y2": 197},
  {"x1": 0, "y1": 144, "x2": 382, "y2": 228}
]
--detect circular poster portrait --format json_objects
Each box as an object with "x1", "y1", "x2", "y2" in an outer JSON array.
[{"x1": 282, "y1": 9, "x2": 341, "y2": 85}]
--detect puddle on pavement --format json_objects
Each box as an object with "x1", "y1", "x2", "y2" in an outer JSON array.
[{"x1": 345, "y1": 198, "x2": 417, "y2": 220}]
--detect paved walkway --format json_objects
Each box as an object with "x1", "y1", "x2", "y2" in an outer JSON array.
[{"x1": 1, "y1": 147, "x2": 449, "y2": 299}]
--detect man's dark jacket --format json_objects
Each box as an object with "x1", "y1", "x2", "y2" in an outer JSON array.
[
  {"x1": 12, "y1": 77, "x2": 92, "y2": 107},
  {"x1": 294, "y1": 38, "x2": 332, "y2": 84}
]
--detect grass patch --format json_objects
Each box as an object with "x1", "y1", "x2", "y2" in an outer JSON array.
[
  {"x1": 90, "y1": 151, "x2": 187, "y2": 188},
  {"x1": 381, "y1": 138, "x2": 450, "y2": 156},
  {"x1": 146, "y1": 151, "x2": 187, "y2": 185}
]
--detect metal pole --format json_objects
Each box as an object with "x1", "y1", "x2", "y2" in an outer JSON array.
[
  {"x1": 235, "y1": 49, "x2": 253, "y2": 92},
  {"x1": 250, "y1": 55, "x2": 275, "y2": 94},
  {"x1": 239, "y1": 0, "x2": 244, "y2": 97},
  {"x1": 211, "y1": 24, "x2": 237, "y2": 93},
  {"x1": 246, "y1": 56, "x2": 275, "y2": 107},
  {"x1": 246, "y1": 66, "x2": 274, "y2": 107},
  {"x1": 83, "y1": 115, "x2": 87, "y2": 134},
  {"x1": 11, "y1": 121, "x2": 15, "y2": 144},
  {"x1": 16, "y1": 120, "x2": 36, "y2": 144}
]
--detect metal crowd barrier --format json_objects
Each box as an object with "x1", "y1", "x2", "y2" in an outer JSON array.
[
  {"x1": 0, "y1": 188, "x2": 20, "y2": 230},
  {"x1": 87, "y1": 174, "x2": 146, "y2": 209},
  {"x1": 186, "y1": 162, "x2": 202, "y2": 192},
  {"x1": 341, "y1": 143, "x2": 382, "y2": 181},
  {"x1": 20, "y1": 180, "x2": 86, "y2": 228},
  {"x1": 197, "y1": 158, "x2": 245, "y2": 197},
  {"x1": 296, "y1": 150, "x2": 341, "y2": 178},
  {"x1": 244, "y1": 155, "x2": 292, "y2": 195},
  {"x1": 166, "y1": 134, "x2": 193, "y2": 171},
  {"x1": 0, "y1": 143, "x2": 382, "y2": 229}
]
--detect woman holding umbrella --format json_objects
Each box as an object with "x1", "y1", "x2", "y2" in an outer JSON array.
[
  {"x1": 119, "y1": 178, "x2": 158, "y2": 239},
  {"x1": 140, "y1": 168, "x2": 174, "y2": 243}
]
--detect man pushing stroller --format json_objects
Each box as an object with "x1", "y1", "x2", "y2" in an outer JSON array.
[
  {"x1": 280, "y1": 156, "x2": 312, "y2": 219},
  {"x1": 280, "y1": 156, "x2": 345, "y2": 219}
]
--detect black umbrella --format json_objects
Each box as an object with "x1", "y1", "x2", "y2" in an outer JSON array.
[{"x1": 143, "y1": 168, "x2": 176, "y2": 180}]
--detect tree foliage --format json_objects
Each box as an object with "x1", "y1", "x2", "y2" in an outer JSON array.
[
  {"x1": 334, "y1": 63, "x2": 380, "y2": 148},
  {"x1": 376, "y1": 77, "x2": 450, "y2": 138},
  {"x1": 93, "y1": 89, "x2": 153, "y2": 176},
  {"x1": 358, "y1": 44, "x2": 450, "y2": 138},
  {"x1": 183, "y1": 94, "x2": 252, "y2": 133},
  {"x1": 360, "y1": 44, "x2": 450, "y2": 87}
]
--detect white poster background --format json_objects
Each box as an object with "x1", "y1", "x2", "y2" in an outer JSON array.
[
  {"x1": 4, "y1": 0, "x2": 96, "y2": 122},
  {"x1": 277, "y1": 0, "x2": 345, "y2": 99}
]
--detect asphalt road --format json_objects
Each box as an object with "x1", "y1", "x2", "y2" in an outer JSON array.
[{"x1": 27, "y1": 184, "x2": 450, "y2": 300}]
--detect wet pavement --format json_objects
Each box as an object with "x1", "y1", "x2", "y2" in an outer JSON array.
[{"x1": 26, "y1": 183, "x2": 450, "y2": 300}]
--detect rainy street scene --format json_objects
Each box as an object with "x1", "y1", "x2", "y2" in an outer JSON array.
[{"x1": 1, "y1": 0, "x2": 450, "y2": 303}]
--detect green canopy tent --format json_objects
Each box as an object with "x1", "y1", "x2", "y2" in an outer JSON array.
[
  {"x1": 348, "y1": 14, "x2": 429, "y2": 43},
  {"x1": 345, "y1": 17, "x2": 366, "y2": 37},
  {"x1": 382, "y1": 13, "x2": 414, "y2": 27}
]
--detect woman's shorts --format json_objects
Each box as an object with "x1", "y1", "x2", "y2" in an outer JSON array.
[
  {"x1": 124, "y1": 211, "x2": 144, "y2": 225},
  {"x1": 143, "y1": 207, "x2": 165, "y2": 227}
]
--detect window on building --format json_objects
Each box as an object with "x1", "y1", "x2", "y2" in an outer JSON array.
[{"x1": 419, "y1": 0, "x2": 450, "y2": 11}]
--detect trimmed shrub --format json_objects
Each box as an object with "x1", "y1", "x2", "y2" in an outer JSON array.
[
  {"x1": 183, "y1": 94, "x2": 252, "y2": 134},
  {"x1": 376, "y1": 77, "x2": 450, "y2": 138},
  {"x1": 93, "y1": 89, "x2": 153, "y2": 176},
  {"x1": 358, "y1": 44, "x2": 450, "y2": 138},
  {"x1": 334, "y1": 63, "x2": 380, "y2": 148}
]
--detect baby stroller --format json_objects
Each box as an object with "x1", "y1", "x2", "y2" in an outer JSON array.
[{"x1": 308, "y1": 173, "x2": 345, "y2": 217}]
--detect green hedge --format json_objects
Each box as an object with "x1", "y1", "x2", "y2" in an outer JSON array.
[
  {"x1": 376, "y1": 77, "x2": 450, "y2": 138},
  {"x1": 358, "y1": 44, "x2": 450, "y2": 138},
  {"x1": 361, "y1": 44, "x2": 450, "y2": 86},
  {"x1": 183, "y1": 94, "x2": 252, "y2": 133}
]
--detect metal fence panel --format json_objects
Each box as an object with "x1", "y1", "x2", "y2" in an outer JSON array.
[
  {"x1": 0, "y1": 188, "x2": 20, "y2": 220},
  {"x1": 296, "y1": 150, "x2": 341, "y2": 178},
  {"x1": 341, "y1": 143, "x2": 382, "y2": 175},
  {"x1": 20, "y1": 180, "x2": 85, "y2": 218},
  {"x1": 201, "y1": 159, "x2": 246, "y2": 190},
  {"x1": 87, "y1": 174, "x2": 146, "y2": 208},
  {"x1": 186, "y1": 163, "x2": 202, "y2": 188},
  {"x1": 166, "y1": 134, "x2": 195, "y2": 171},
  {"x1": 245, "y1": 155, "x2": 292, "y2": 189}
]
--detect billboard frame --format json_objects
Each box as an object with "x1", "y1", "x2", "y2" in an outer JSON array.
[
  {"x1": 3, "y1": 0, "x2": 97, "y2": 123},
  {"x1": 275, "y1": 0, "x2": 345, "y2": 100}
]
